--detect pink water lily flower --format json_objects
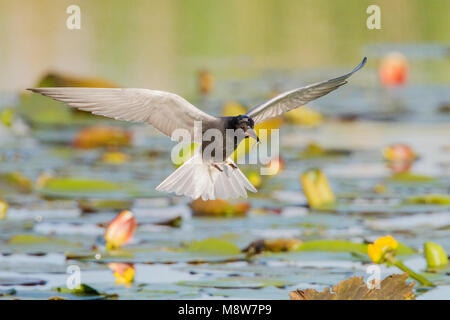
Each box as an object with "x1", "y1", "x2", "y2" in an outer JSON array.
[{"x1": 104, "y1": 210, "x2": 137, "y2": 250}]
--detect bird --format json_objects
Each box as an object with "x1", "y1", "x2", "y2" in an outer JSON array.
[{"x1": 28, "y1": 57, "x2": 366, "y2": 200}]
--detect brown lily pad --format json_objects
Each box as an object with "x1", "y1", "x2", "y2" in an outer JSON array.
[
  {"x1": 290, "y1": 273, "x2": 415, "y2": 300},
  {"x1": 243, "y1": 238, "x2": 303, "y2": 254}
]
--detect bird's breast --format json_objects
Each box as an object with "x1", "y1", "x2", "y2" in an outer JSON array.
[{"x1": 200, "y1": 132, "x2": 245, "y2": 162}]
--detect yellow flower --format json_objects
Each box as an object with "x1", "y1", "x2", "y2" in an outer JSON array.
[
  {"x1": 104, "y1": 210, "x2": 137, "y2": 250},
  {"x1": 300, "y1": 169, "x2": 335, "y2": 209},
  {"x1": 0, "y1": 199, "x2": 8, "y2": 220},
  {"x1": 368, "y1": 235, "x2": 398, "y2": 263},
  {"x1": 108, "y1": 263, "x2": 135, "y2": 284},
  {"x1": 0, "y1": 108, "x2": 14, "y2": 127},
  {"x1": 101, "y1": 151, "x2": 129, "y2": 165}
]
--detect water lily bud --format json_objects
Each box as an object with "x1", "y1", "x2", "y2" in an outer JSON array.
[
  {"x1": 108, "y1": 263, "x2": 135, "y2": 284},
  {"x1": 379, "y1": 52, "x2": 408, "y2": 87},
  {"x1": 424, "y1": 241, "x2": 448, "y2": 270},
  {"x1": 383, "y1": 144, "x2": 416, "y2": 174},
  {"x1": 0, "y1": 199, "x2": 8, "y2": 220},
  {"x1": 198, "y1": 70, "x2": 214, "y2": 95},
  {"x1": 368, "y1": 235, "x2": 398, "y2": 264},
  {"x1": 104, "y1": 210, "x2": 137, "y2": 250},
  {"x1": 265, "y1": 157, "x2": 284, "y2": 176},
  {"x1": 300, "y1": 169, "x2": 335, "y2": 209},
  {"x1": 383, "y1": 144, "x2": 416, "y2": 162}
]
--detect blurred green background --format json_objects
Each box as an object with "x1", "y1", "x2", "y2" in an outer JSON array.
[{"x1": 0, "y1": 0, "x2": 448, "y2": 94}]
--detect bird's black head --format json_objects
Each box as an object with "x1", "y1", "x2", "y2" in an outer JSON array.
[
  {"x1": 234, "y1": 115, "x2": 254, "y2": 130},
  {"x1": 230, "y1": 115, "x2": 259, "y2": 142}
]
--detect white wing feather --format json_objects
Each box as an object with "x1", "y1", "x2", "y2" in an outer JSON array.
[
  {"x1": 27, "y1": 87, "x2": 217, "y2": 141},
  {"x1": 246, "y1": 57, "x2": 367, "y2": 124}
]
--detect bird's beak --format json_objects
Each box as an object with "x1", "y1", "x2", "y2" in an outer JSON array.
[{"x1": 245, "y1": 128, "x2": 260, "y2": 143}]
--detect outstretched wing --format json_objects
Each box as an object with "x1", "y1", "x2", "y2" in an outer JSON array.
[
  {"x1": 246, "y1": 57, "x2": 367, "y2": 124},
  {"x1": 28, "y1": 87, "x2": 218, "y2": 141}
]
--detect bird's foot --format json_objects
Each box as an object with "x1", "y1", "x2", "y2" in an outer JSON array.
[
  {"x1": 226, "y1": 161, "x2": 238, "y2": 169},
  {"x1": 213, "y1": 164, "x2": 223, "y2": 172}
]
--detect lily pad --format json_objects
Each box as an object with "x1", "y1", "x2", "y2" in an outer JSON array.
[
  {"x1": 8, "y1": 234, "x2": 75, "y2": 246},
  {"x1": 387, "y1": 173, "x2": 436, "y2": 183},
  {"x1": 37, "y1": 177, "x2": 153, "y2": 199},
  {"x1": 178, "y1": 277, "x2": 288, "y2": 289},
  {"x1": 403, "y1": 194, "x2": 450, "y2": 205},
  {"x1": 187, "y1": 238, "x2": 241, "y2": 255},
  {"x1": 290, "y1": 273, "x2": 415, "y2": 300},
  {"x1": 53, "y1": 284, "x2": 117, "y2": 299},
  {"x1": 0, "y1": 277, "x2": 46, "y2": 286}
]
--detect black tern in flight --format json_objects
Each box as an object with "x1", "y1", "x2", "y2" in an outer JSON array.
[{"x1": 29, "y1": 57, "x2": 366, "y2": 200}]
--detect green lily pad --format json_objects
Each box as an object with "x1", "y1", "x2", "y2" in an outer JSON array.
[
  {"x1": 41, "y1": 178, "x2": 122, "y2": 192},
  {"x1": 387, "y1": 173, "x2": 436, "y2": 183},
  {"x1": 53, "y1": 284, "x2": 117, "y2": 299},
  {"x1": 77, "y1": 199, "x2": 133, "y2": 213},
  {"x1": 404, "y1": 194, "x2": 450, "y2": 205},
  {"x1": 8, "y1": 234, "x2": 75, "y2": 246},
  {"x1": 178, "y1": 277, "x2": 288, "y2": 289},
  {"x1": 17, "y1": 93, "x2": 114, "y2": 127},
  {"x1": 65, "y1": 249, "x2": 134, "y2": 261},
  {"x1": 37, "y1": 177, "x2": 151, "y2": 199},
  {"x1": 186, "y1": 238, "x2": 241, "y2": 255},
  {"x1": 0, "y1": 172, "x2": 33, "y2": 193},
  {"x1": 294, "y1": 240, "x2": 415, "y2": 255},
  {"x1": 17, "y1": 93, "x2": 72, "y2": 127},
  {"x1": 296, "y1": 240, "x2": 367, "y2": 253}
]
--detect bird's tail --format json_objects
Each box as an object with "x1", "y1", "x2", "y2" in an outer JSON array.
[{"x1": 156, "y1": 152, "x2": 257, "y2": 200}]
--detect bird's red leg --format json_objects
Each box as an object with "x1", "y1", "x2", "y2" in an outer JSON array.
[
  {"x1": 213, "y1": 164, "x2": 223, "y2": 172},
  {"x1": 226, "y1": 161, "x2": 238, "y2": 169}
]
